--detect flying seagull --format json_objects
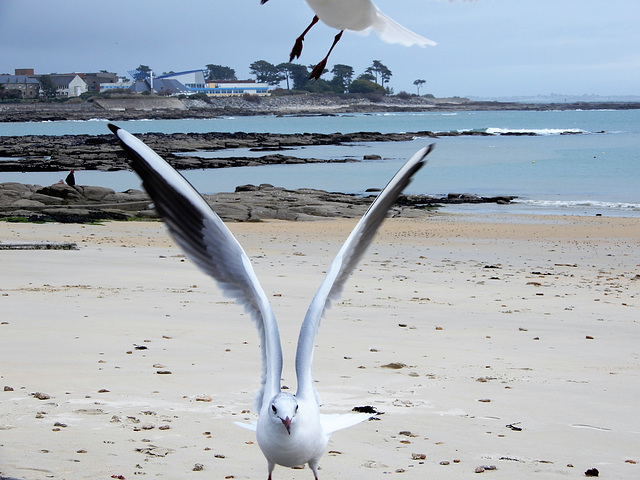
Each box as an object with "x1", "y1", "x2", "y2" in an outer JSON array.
[
  {"x1": 261, "y1": 0, "x2": 437, "y2": 80},
  {"x1": 108, "y1": 123, "x2": 434, "y2": 479}
]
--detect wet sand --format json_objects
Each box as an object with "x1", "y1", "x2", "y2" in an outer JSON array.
[{"x1": 1, "y1": 213, "x2": 639, "y2": 479}]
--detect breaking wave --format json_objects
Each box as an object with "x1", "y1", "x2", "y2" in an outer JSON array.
[
  {"x1": 512, "y1": 199, "x2": 640, "y2": 212},
  {"x1": 485, "y1": 127, "x2": 589, "y2": 135}
]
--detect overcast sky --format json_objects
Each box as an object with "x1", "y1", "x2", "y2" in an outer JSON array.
[{"x1": 1, "y1": 0, "x2": 638, "y2": 98}]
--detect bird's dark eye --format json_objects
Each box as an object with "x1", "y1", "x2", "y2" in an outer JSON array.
[{"x1": 271, "y1": 405, "x2": 277, "y2": 413}]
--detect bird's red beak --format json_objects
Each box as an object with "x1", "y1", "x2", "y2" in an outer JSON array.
[{"x1": 281, "y1": 417, "x2": 291, "y2": 435}]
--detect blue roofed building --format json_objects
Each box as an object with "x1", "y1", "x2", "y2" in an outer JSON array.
[
  {"x1": 157, "y1": 69, "x2": 270, "y2": 96},
  {"x1": 155, "y1": 70, "x2": 207, "y2": 90},
  {"x1": 124, "y1": 69, "x2": 271, "y2": 96}
]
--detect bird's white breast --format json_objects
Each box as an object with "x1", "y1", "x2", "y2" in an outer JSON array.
[
  {"x1": 256, "y1": 400, "x2": 327, "y2": 468},
  {"x1": 305, "y1": 0, "x2": 377, "y2": 31}
]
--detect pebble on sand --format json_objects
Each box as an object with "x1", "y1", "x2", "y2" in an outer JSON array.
[
  {"x1": 476, "y1": 465, "x2": 497, "y2": 473},
  {"x1": 382, "y1": 362, "x2": 407, "y2": 369}
]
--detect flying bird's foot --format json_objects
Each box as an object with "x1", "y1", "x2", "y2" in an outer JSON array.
[
  {"x1": 289, "y1": 37, "x2": 304, "y2": 61},
  {"x1": 290, "y1": 16, "x2": 319, "y2": 62},
  {"x1": 309, "y1": 29, "x2": 342, "y2": 80},
  {"x1": 309, "y1": 59, "x2": 327, "y2": 80}
]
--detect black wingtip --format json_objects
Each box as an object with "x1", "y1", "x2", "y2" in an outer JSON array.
[
  {"x1": 107, "y1": 123, "x2": 120, "y2": 135},
  {"x1": 425, "y1": 143, "x2": 435, "y2": 157}
]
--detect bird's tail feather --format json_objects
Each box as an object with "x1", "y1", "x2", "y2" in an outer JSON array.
[{"x1": 372, "y1": 8, "x2": 437, "y2": 47}]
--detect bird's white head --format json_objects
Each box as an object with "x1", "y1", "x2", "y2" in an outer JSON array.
[{"x1": 269, "y1": 392, "x2": 298, "y2": 435}]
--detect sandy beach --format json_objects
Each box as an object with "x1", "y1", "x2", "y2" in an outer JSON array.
[{"x1": 1, "y1": 213, "x2": 639, "y2": 479}]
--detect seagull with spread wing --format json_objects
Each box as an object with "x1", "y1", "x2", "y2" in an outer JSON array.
[
  {"x1": 261, "y1": 0, "x2": 436, "y2": 80},
  {"x1": 109, "y1": 123, "x2": 433, "y2": 479}
]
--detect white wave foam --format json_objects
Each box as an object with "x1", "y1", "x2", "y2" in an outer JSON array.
[
  {"x1": 486, "y1": 127, "x2": 588, "y2": 135},
  {"x1": 513, "y1": 199, "x2": 640, "y2": 211}
]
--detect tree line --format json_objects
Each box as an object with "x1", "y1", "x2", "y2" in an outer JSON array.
[
  {"x1": 132, "y1": 61, "x2": 428, "y2": 96},
  {"x1": 246, "y1": 59, "x2": 392, "y2": 94}
]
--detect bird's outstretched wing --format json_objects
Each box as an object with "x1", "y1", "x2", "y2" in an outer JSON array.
[
  {"x1": 320, "y1": 413, "x2": 373, "y2": 435},
  {"x1": 108, "y1": 124, "x2": 282, "y2": 412},
  {"x1": 295, "y1": 145, "x2": 435, "y2": 402},
  {"x1": 372, "y1": 8, "x2": 437, "y2": 47}
]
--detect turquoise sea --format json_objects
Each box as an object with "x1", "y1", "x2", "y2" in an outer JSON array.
[{"x1": 1, "y1": 110, "x2": 639, "y2": 216}]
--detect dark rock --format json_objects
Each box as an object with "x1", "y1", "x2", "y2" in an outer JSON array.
[
  {"x1": 28, "y1": 193, "x2": 65, "y2": 205},
  {"x1": 1, "y1": 180, "x2": 516, "y2": 223},
  {"x1": 352, "y1": 405, "x2": 382, "y2": 414},
  {"x1": 37, "y1": 184, "x2": 84, "y2": 200},
  {"x1": 235, "y1": 184, "x2": 260, "y2": 192},
  {"x1": 76, "y1": 185, "x2": 116, "y2": 202}
]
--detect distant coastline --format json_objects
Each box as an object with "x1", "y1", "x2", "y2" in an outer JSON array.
[{"x1": 1, "y1": 94, "x2": 639, "y2": 123}]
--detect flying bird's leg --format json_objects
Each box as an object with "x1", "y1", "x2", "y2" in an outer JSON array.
[
  {"x1": 309, "y1": 30, "x2": 343, "y2": 80},
  {"x1": 290, "y1": 15, "x2": 319, "y2": 61}
]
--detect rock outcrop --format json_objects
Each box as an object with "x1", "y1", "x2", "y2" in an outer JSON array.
[{"x1": 0, "y1": 181, "x2": 515, "y2": 223}]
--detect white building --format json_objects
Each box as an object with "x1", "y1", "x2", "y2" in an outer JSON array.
[
  {"x1": 155, "y1": 70, "x2": 207, "y2": 89},
  {"x1": 206, "y1": 81, "x2": 270, "y2": 96},
  {"x1": 127, "y1": 69, "x2": 271, "y2": 96},
  {"x1": 50, "y1": 74, "x2": 88, "y2": 97},
  {"x1": 100, "y1": 81, "x2": 134, "y2": 91}
]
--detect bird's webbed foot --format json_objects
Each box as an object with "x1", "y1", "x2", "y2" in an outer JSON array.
[
  {"x1": 309, "y1": 59, "x2": 327, "y2": 80},
  {"x1": 290, "y1": 37, "x2": 304, "y2": 61}
]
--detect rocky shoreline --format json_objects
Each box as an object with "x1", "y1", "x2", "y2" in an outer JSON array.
[
  {"x1": 3, "y1": 95, "x2": 629, "y2": 222},
  {"x1": 0, "y1": 126, "x2": 587, "y2": 173},
  {"x1": 0, "y1": 128, "x2": 518, "y2": 222},
  {"x1": 1, "y1": 131, "x2": 442, "y2": 172},
  {"x1": 1, "y1": 95, "x2": 638, "y2": 123},
  {"x1": 0, "y1": 181, "x2": 516, "y2": 223}
]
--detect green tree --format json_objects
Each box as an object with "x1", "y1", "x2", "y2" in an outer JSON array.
[
  {"x1": 288, "y1": 64, "x2": 311, "y2": 90},
  {"x1": 330, "y1": 64, "x2": 354, "y2": 93},
  {"x1": 206, "y1": 64, "x2": 237, "y2": 81},
  {"x1": 276, "y1": 63, "x2": 296, "y2": 90},
  {"x1": 413, "y1": 79, "x2": 426, "y2": 95},
  {"x1": 38, "y1": 75, "x2": 57, "y2": 98},
  {"x1": 365, "y1": 60, "x2": 392, "y2": 88},
  {"x1": 132, "y1": 65, "x2": 152, "y2": 81},
  {"x1": 0, "y1": 83, "x2": 22, "y2": 100},
  {"x1": 304, "y1": 79, "x2": 335, "y2": 93},
  {"x1": 380, "y1": 66, "x2": 392, "y2": 88},
  {"x1": 349, "y1": 78, "x2": 385, "y2": 94},
  {"x1": 249, "y1": 60, "x2": 284, "y2": 85}
]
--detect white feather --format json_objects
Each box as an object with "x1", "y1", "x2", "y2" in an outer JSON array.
[{"x1": 110, "y1": 122, "x2": 434, "y2": 479}]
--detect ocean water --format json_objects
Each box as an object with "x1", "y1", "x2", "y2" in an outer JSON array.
[{"x1": 1, "y1": 110, "x2": 639, "y2": 216}]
